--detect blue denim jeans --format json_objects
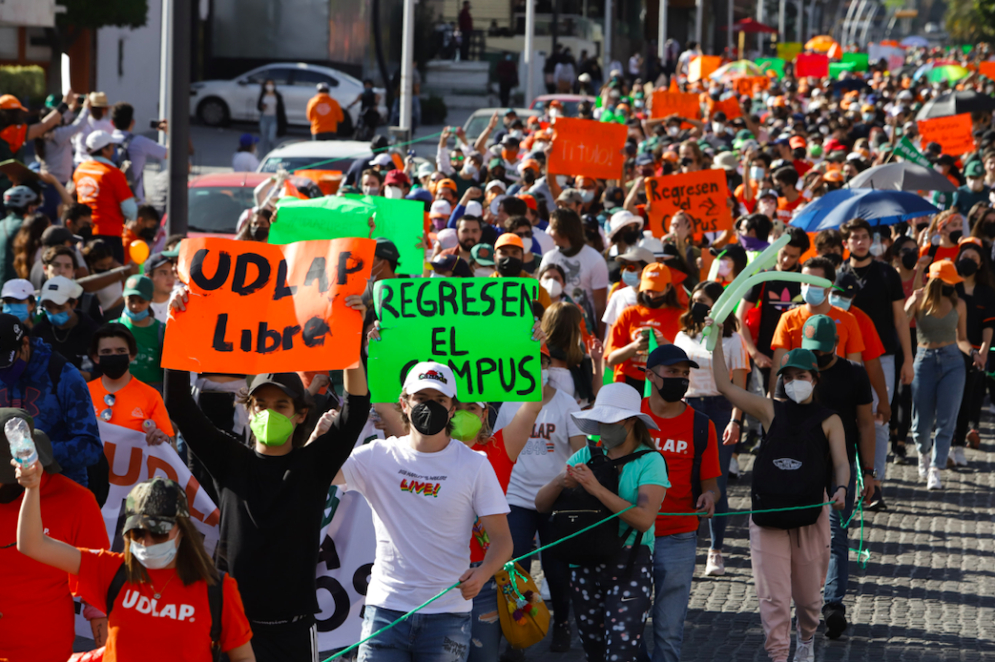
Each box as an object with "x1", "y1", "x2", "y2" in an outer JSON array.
[
  {"x1": 911, "y1": 344, "x2": 966, "y2": 469},
  {"x1": 358, "y1": 606, "x2": 472, "y2": 662},
  {"x1": 824, "y1": 461, "x2": 857, "y2": 606},
  {"x1": 686, "y1": 395, "x2": 734, "y2": 550},
  {"x1": 506, "y1": 505, "x2": 571, "y2": 625},
  {"x1": 639, "y1": 531, "x2": 698, "y2": 662},
  {"x1": 467, "y1": 563, "x2": 501, "y2": 662}
]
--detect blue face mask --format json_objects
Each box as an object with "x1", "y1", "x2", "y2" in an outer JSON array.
[
  {"x1": 124, "y1": 307, "x2": 150, "y2": 322},
  {"x1": 802, "y1": 284, "x2": 827, "y2": 306},
  {"x1": 828, "y1": 293, "x2": 852, "y2": 311},
  {"x1": 621, "y1": 269, "x2": 641, "y2": 288},
  {"x1": 45, "y1": 310, "x2": 71, "y2": 327},
  {"x1": 2, "y1": 303, "x2": 29, "y2": 322}
]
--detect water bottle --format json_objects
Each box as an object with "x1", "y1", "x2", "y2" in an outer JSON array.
[{"x1": 5, "y1": 417, "x2": 37, "y2": 467}]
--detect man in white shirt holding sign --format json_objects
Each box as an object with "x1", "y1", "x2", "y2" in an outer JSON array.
[{"x1": 336, "y1": 361, "x2": 512, "y2": 662}]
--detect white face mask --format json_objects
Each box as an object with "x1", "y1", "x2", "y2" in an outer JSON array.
[
  {"x1": 130, "y1": 535, "x2": 179, "y2": 569},
  {"x1": 784, "y1": 379, "x2": 814, "y2": 404},
  {"x1": 384, "y1": 185, "x2": 403, "y2": 199},
  {"x1": 362, "y1": 185, "x2": 380, "y2": 196},
  {"x1": 540, "y1": 277, "x2": 563, "y2": 299}
]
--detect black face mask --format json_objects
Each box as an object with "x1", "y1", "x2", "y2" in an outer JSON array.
[
  {"x1": 957, "y1": 258, "x2": 979, "y2": 277},
  {"x1": 139, "y1": 227, "x2": 157, "y2": 241},
  {"x1": 655, "y1": 376, "x2": 689, "y2": 402},
  {"x1": 496, "y1": 256, "x2": 522, "y2": 277},
  {"x1": 619, "y1": 228, "x2": 641, "y2": 245},
  {"x1": 941, "y1": 284, "x2": 956, "y2": 297},
  {"x1": 900, "y1": 251, "x2": 919, "y2": 271},
  {"x1": 250, "y1": 225, "x2": 269, "y2": 241},
  {"x1": 948, "y1": 230, "x2": 963, "y2": 243},
  {"x1": 824, "y1": 253, "x2": 844, "y2": 268},
  {"x1": 409, "y1": 400, "x2": 451, "y2": 436},
  {"x1": 816, "y1": 352, "x2": 834, "y2": 368},
  {"x1": 690, "y1": 302, "x2": 710, "y2": 325},
  {"x1": 98, "y1": 354, "x2": 131, "y2": 380}
]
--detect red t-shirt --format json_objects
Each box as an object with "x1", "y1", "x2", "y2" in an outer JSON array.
[
  {"x1": 609, "y1": 304, "x2": 685, "y2": 381},
  {"x1": 469, "y1": 430, "x2": 513, "y2": 563},
  {"x1": 72, "y1": 159, "x2": 134, "y2": 237},
  {"x1": 75, "y1": 549, "x2": 253, "y2": 662},
  {"x1": 0, "y1": 474, "x2": 108, "y2": 662},
  {"x1": 641, "y1": 401, "x2": 721, "y2": 536}
]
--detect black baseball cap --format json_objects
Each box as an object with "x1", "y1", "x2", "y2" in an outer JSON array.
[
  {"x1": 248, "y1": 373, "x2": 305, "y2": 400},
  {"x1": 0, "y1": 314, "x2": 26, "y2": 370},
  {"x1": 646, "y1": 344, "x2": 700, "y2": 371},
  {"x1": 375, "y1": 238, "x2": 400, "y2": 266}
]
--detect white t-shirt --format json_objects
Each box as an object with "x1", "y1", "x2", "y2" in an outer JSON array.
[
  {"x1": 538, "y1": 245, "x2": 610, "y2": 322},
  {"x1": 341, "y1": 436, "x2": 509, "y2": 614},
  {"x1": 232, "y1": 151, "x2": 260, "y2": 172},
  {"x1": 674, "y1": 330, "x2": 750, "y2": 398},
  {"x1": 601, "y1": 285, "x2": 637, "y2": 336},
  {"x1": 498, "y1": 390, "x2": 583, "y2": 510}
]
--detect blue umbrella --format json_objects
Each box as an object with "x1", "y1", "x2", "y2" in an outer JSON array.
[{"x1": 789, "y1": 189, "x2": 939, "y2": 232}]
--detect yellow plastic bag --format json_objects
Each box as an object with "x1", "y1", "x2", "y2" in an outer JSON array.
[{"x1": 494, "y1": 562, "x2": 550, "y2": 649}]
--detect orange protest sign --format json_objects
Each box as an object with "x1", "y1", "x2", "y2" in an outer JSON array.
[
  {"x1": 712, "y1": 97, "x2": 742, "y2": 120},
  {"x1": 979, "y1": 61, "x2": 995, "y2": 79},
  {"x1": 644, "y1": 172, "x2": 733, "y2": 237},
  {"x1": 688, "y1": 56, "x2": 722, "y2": 83},
  {"x1": 547, "y1": 117, "x2": 627, "y2": 179},
  {"x1": 734, "y1": 76, "x2": 769, "y2": 96},
  {"x1": 161, "y1": 237, "x2": 375, "y2": 374},
  {"x1": 650, "y1": 90, "x2": 701, "y2": 120},
  {"x1": 917, "y1": 113, "x2": 976, "y2": 156}
]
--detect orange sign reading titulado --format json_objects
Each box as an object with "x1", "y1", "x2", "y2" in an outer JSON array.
[
  {"x1": 161, "y1": 236, "x2": 375, "y2": 374},
  {"x1": 547, "y1": 117, "x2": 628, "y2": 179},
  {"x1": 644, "y1": 172, "x2": 733, "y2": 237}
]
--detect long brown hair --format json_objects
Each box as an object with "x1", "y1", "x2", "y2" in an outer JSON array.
[
  {"x1": 541, "y1": 301, "x2": 585, "y2": 366},
  {"x1": 920, "y1": 276, "x2": 957, "y2": 318},
  {"x1": 123, "y1": 516, "x2": 219, "y2": 587}
]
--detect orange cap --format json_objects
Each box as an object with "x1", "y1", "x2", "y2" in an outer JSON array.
[
  {"x1": 517, "y1": 193, "x2": 538, "y2": 210},
  {"x1": 495, "y1": 233, "x2": 525, "y2": 250},
  {"x1": 0, "y1": 95, "x2": 27, "y2": 111},
  {"x1": 928, "y1": 259, "x2": 964, "y2": 285},
  {"x1": 639, "y1": 263, "x2": 672, "y2": 292},
  {"x1": 437, "y1": 178, "x2": 457, "y2": 192}
]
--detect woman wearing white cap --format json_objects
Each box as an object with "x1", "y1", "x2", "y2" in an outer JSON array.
[{"x1": 535, "y1": 383, "x2": 669, "y2": 662}]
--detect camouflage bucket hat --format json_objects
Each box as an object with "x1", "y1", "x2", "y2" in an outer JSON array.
[{"x1": 123, "y1": 476, "x2": 190, "y2": 535}]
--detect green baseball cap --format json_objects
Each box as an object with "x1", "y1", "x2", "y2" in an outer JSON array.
[
  {"x1": 777, "y1": 347, "x2": 820, "y2": 376},
  {"x1": 123, "y1": 275, "x2": 153, "y2": 300},
  {"x1": 800, "y1": 315, "x2": 838, "y2": 353},
  {"x1": 123, "y1": 476, "x2": 190, "y2": 535}
]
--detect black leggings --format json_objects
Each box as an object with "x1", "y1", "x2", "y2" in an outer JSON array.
[{"x1": 571, "y1": 545, "x2": 653, "y2": 662}]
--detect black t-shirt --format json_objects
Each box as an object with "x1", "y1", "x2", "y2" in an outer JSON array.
[
  {"x1": 957, "y1": 282, "x2": 995, "y2": 348},
  {"x1": 842, "y1": 259, "x2": 905, "y2": 355},
  {"x1": 814, "y1": 357, "x2": 872, "y2": 463},
  {"x1": 743, "y1": 269, "x2": 802, "y2": 357},
  {"x1": 32, "y1": 310, "x2": 100, "y2": 375}
]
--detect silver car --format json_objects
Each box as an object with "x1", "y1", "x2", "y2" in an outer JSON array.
[{"x1": 190, "y1": 62, "x2": 387, "y2": 129}]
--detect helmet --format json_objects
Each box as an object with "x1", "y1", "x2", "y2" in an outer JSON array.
[{"x1": 2, "y1": 185, "x2": 38, "y2": 210}]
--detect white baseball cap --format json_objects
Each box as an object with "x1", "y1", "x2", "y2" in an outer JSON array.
[
  {"x1": 463, "y1": 200, "x2": 483, "y2": 218},
  {"x1": 39, "y1": 276, "x2": 83, "y2": 305},
  {"x1": 402, "y1": 361, "x2": 457, "y2": 399},
  {"x1": 571, "y1": 383, "x2": 659, "y2": 435},
  {"x1": 1, "y1": 279, "x2": 35, "y2": 301},
  {"x1": 607, "y1": 210, "x2": 644, "y2": 239},
  {"x1": 85, "y1": 130, "x2": 122, "y2": 153}
]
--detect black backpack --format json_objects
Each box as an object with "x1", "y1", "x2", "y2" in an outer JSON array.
[
  {"x1": 105, "y1": 564, "x2": 226, "y2": 661},
  {"x1": 751, "y1": 399, "x2": 832, "y2": 529},
  {"x1": 546, "y1": 441, "x2": 651, "y2": 565}
]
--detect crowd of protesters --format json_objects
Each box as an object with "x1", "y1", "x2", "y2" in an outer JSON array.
[{"x1": 2, "y1": 36, "x2": 995, "y2": 662}]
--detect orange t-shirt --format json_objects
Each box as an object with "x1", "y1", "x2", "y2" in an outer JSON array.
[
  {"x1": 75, "y1": 549, "x2": 253, "y2": 662},
  {"x1": 306, "y1": 94, "x2": 345, "y2": 135},
  {"x1": 72, "y1": 159, "x2": 134, "y2": 237},
  {"x1": 776, "y1": 195, "x2": 806, "y2": 223},
  {"x1": 0, "y1": 474, "x2": 109, "y2": 662},
  {"x1": 609, "y1": 304, "x2": 685, "y2": 381},
  {"x1": 851, "y1": 306, "x2": 884, "y2": 362},
  {"x1": 88, "y1": 376, "x2": 175, "y2": 436},
  {"x1": 770, "y1": 305, "x2": 865, "y2": 357},
  {"x1": 641, "y1": 402, "x2": 721, "y2": 536},
  {"x1": 469, "y1": 430, "x2": 513, "y2": 563}
]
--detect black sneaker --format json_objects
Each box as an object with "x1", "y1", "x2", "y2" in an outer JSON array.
[
  {"x1": 823, "y1": 603, "x2": 847, "y2": 640},
  {"x1": 550, "y1": 620, "x2": 572, "y2": 652}
]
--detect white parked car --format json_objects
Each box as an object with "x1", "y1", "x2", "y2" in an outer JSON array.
[{"x1": 189, "y1": 62, "x2": 387, "y2": 131}]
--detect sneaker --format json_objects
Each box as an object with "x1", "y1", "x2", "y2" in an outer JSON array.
[
  {"x1": 866, "y1": 485, "x2": 887, "y2": 511},
  {"x1": 918, "y1": 451, "x2": 930, "y2": 479},
  {"x1": 823, "y1": 603, "x2": 847, "y2": 639},
  {"x1": 729, "y1": 455, "x2": 741, "y2": 480},
  {"x1": 927, "y1": 467, "x2": 942, "y2": 490},
  {"x1": 951, "y1": 446, "x2": 968, "y2": 467},
  {"x1": 794, "y1": 635, "x2": 815, "y2": 662},
  {"x1": 704, "y1": 550, "x2": 725, "y2": 576},
  {"x1": 967, "y1": 429, "x2": 981, "y2": 449},
  {"x1": 550, "y1": 620, "x2": 571, "y2": 653}
]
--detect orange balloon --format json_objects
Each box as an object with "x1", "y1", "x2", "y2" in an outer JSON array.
[{"x1": 129, "y1": 239, "x2": 150, "y2": 264}]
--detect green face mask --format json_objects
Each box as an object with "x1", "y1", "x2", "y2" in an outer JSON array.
[
  {"x1": 450, "y1": 410, "x2": 483, "y2": 442},
  {"x1": 250, "y1": 409, "x2": 296, "y2": 446}
]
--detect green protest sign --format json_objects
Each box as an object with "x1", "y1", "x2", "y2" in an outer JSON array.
[
  {"x1": 841, "y1": 52, "x2": 869, "y2": 72},
  {"x1": 271, "y1": 195, "x2": 425, "y2": 276},
  {"x1": 368, "y1": 277, "x2": 542, "y2": 403},
  {"x1": 829, "y1": 62, "x2": 857, "y2": 78},
  {"x1": 756, "y1": 57, "x2": 785, "y2": 79},
  {"x1": 894, "y1": 137, "x2": 933, "y2": 168}
]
